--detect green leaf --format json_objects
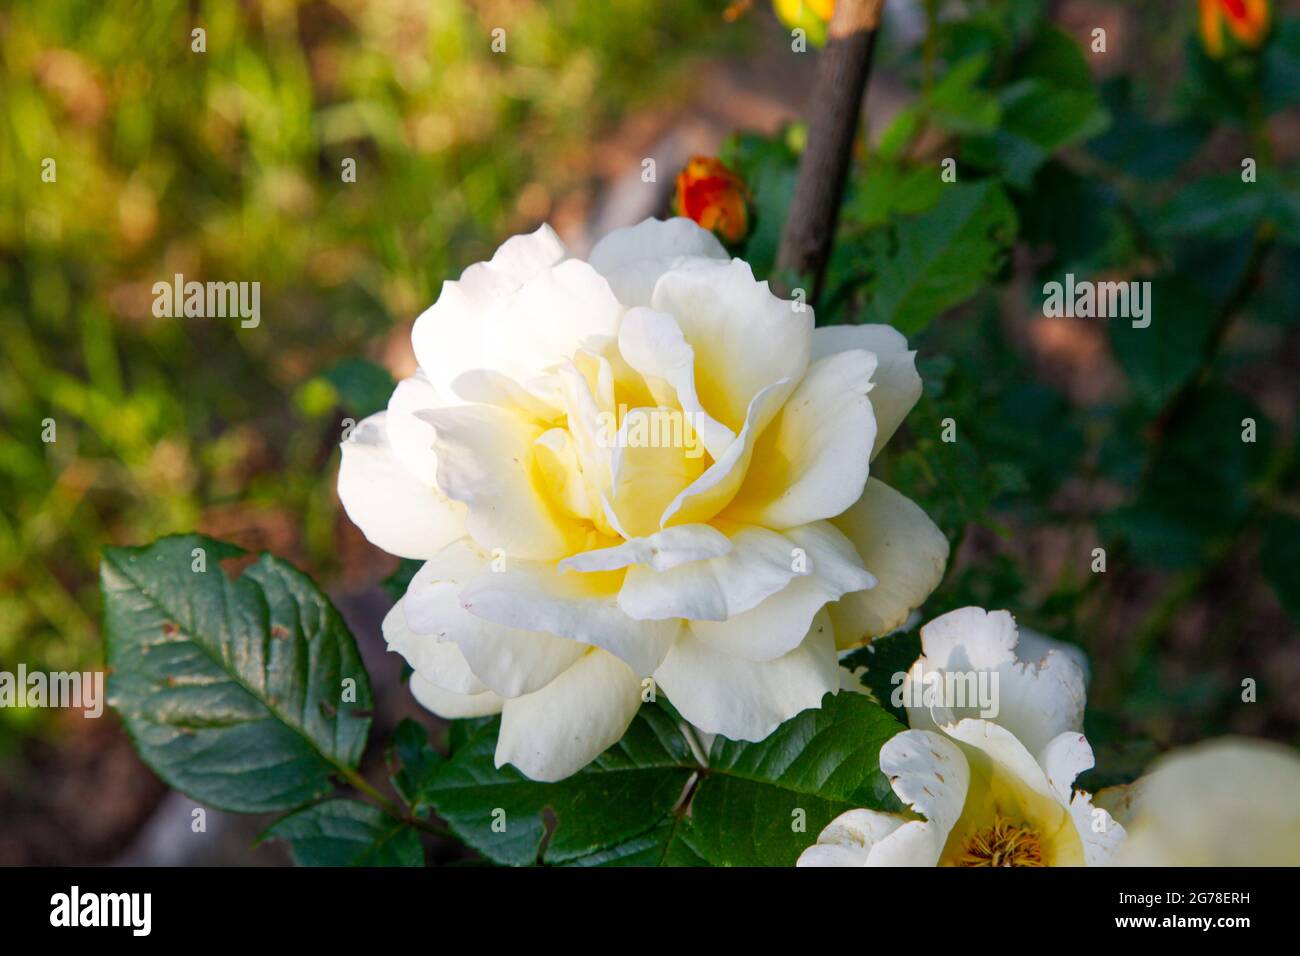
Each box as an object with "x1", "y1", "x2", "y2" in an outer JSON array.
[
  {"x1": 320, "y1": 357, "x2": 396, "y2": 419},
  {"x1": 446, "y1": 715, "x2": 495, "y2": 754},
  {"x1": 964, "y1": 27, "x2": 1109, "y2": 188},
  {"x1": 926, "y1": 55, "x2": 1001, "y2": 135},
  {"x1": 724, "y1": 130, "x2": 798, "y2": 281},
  {"x1": 265, "y1": 800, "x2": 423, "y2": 866},
  {"x1": 863, "y1": 180, "x2": 1018, "y2": 333},
  {"x1": 1158, "y1": 174, "x2": 1269, "y2": 240},
  {"x1": 1089, "y1": 78, "x2": 1206, "y2": 182},
  {"x1": 844, "y1": 162, "x2": 945, "y2": 230},
  {"x1": 1109, "y1": 278, "x2": 1218, "y2": 408},
  {"x1": 388, "y1": 718, "x2": 443, "y2": 812},
  {"x1": 975, "y1": 80, "x2": 1109, "y2": 187},
  {"x1": 840, "y1": 630, "x2": 922, "y2": 723},
  {"x1": 876, "y1": 106, "x2": 922, "y2": 161},
  {"x1": 1019, "y1": 162, "x2": 1129, "y2": 277},
  {"x1": 102, "y1": 534, "x2": 373, "y2": 813},
  {"x1": 428, "y1": 703, "x2": 696, "y2": 866},
  {"x1": 683, "y1": 693, "x2": 905, "y2": 866},
  {"x1": 563, "y1": 816, "x2": 701, "y2": 867},
  {"x1": 430, "y1": 692, "x2": 904, "y2": 867}
]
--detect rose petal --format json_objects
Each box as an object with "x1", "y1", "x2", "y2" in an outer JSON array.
[
  {"x1": 421, "y1": 403, "x2": 587, "y2": 561},
  {"x1": 724, "y1": 348, "x2": 878, "y2": 529},
  {"x1": 651, "y1": 257, "x2": 810, "y2": 436},
  {"x1": 654, "y1": 607, "x2": 839, "y2": 741},
  {"x1": 811, "y1": 324, "x2": 921, "y2": 460},
  {"x1": 826, "y1": 478, "x2": 949, "y2": 647},
  {"x1": 337, "y1": 411, "x2": 466, "y2": 560},
  {"x1": 587, "y1": 216, "x2": 728, "y2": 307},
  {"x1": 409, "y1": 672, "x2": 504, "y2": 719},
  {"x1": 496, "y1": 649, "x2": 643, "y2": 782},
  {"x1": 402, "y1": 543, "x2": 587, "y2": 697}
]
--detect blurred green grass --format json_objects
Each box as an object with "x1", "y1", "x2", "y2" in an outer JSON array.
[{"x1": 0, "y1": 0, "x2": 742, "y2": 748}]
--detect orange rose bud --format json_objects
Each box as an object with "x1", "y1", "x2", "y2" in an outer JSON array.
[
  {"x1": 1199, "y1": 0, "x2": 1270, "y2": 58},
  {"x1": 674, "y1": 156, "x2": 750, "y2": 245}
]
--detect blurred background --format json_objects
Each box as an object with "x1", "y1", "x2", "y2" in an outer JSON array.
[{"x1": 1, "y1": 0, "x2": 1296, "y2": 864}]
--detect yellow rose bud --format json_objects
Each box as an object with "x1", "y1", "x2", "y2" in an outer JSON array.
[
  {"x1": 673, "y1": 156, "x2": 751, "y2": 245},
  {"x1": 773, "y1": 0, "x2": 836, "y2": 47},
  {"x1": 1199, "y1": 0, "x2": 1270, "y2": 58}
]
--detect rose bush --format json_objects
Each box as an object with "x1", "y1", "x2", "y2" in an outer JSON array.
[{"x1": 337, "y1": 217, "x2": 949, "y2": 781}]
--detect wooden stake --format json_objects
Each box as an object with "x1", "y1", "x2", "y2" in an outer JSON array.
[{"x1": 774, "y1": 0, "x2": 884, "y2": 305}]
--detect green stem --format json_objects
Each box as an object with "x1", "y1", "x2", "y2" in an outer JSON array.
[{"x1": 337, "y1": 765, "x2": 453, "y2": 839}]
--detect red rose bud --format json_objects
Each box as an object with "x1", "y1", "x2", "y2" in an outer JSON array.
[
  {"x1": 674, "y1": 156, "x2": 750, "y2": 245},
  {"x1": 1199, "y1": 0, "x2": 1270, "y2": 58}
]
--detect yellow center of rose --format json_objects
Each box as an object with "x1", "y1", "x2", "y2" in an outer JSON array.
[{"x1": 953, "y1": 815, "x2": 1045, "y2": 867}]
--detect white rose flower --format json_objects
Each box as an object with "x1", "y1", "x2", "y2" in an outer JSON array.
[
  {"x1": 1109, "y1": 737, "x2": 1300, "y2": 866},
  {"x1": 798, "y1": 607, "x2": 1124, "y2": 866},
  {"x1": 338, "y1": 217, "x2": 948, "y2": 781}
]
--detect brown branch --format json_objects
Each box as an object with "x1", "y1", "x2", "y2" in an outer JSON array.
[{"x1": 773, "y1": 0, "x2": 885, "y2": 305}]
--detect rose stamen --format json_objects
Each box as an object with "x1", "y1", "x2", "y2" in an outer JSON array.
[{"x1": 954, "y1": 815, "x2": 1046, "y2": 867}]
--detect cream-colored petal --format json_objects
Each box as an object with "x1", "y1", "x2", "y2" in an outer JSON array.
[
  {"x1": 607, "y1": 406, "x2": 707, "y2": 538},
  {"x1": 654, "y1": 608, "x2": 839, "y2": 742},
  {"x1": 550, "y1": 360, "x2": 619, "y2": 535},
  {"x1": 811, "y1": 324, "x2": 921, "y2": 460},
  {"x1": 616, "y1": 307, "x2": 735, "y2": 459},
  {"x1": 560, "y1": 524, "x2": 731, "y2": 574},
  {"x1": 587, "y1": 216, "x2": 728, "y2": 307},
  {"x1": 479, "y1": 260, "x2": 625, "y2": 386},
  {"x1": 869, "y1": 729, "x2": 970, "y2": 866},
  {"x1": 409, "y1": 672, "x2": 504, "y2": 719},
  {"x1": 416, "y1": 257, "x2": 622, "y2": 403},
  {"x1": 458, "y1": 222, "x2": 570, "y2": 297},
  {"x1": 401, "y1": 543, "x2": 587, "y2": 697},
  {"x1": 533, "y1": 427, "x2": 595, "y2": 522},
  {"x1": 458, "y1": 558, "x2": 680, "y2": 677},
  {"x1": 943, "y1": 717, "x2": 1062, "y2": 807},
  {"x1": 411, "y1": 224, "x2": 569, "y2": 398},
  {"x1": 904, "y1": 608, "x2": 1087, "y2": 756},
  {"x1": 1018, "y1": 626, "x2": 1091, "y2": 685},
  {"x1": 618, "y1": 524, "x2": 802, "y2": 623},
  {"x1": 797, "y1": 809, "x2": 910, "y2": 867},
  {"x1": 651, "y1": 257, "x2": 810, "y2": 436},
  {"x1": 421, "y1": 403, "x2": 587, "y2": 561},
  {"x1": 1113, "y1": 737, "x2": 1300, "y2": 866},
  {"x1": 496, "y1": 649, "x2": 643, "y2": 782},
  {"x1": 913, "y1": 606, "x2": 1019, "y2": 671},
  {"x1": 725, "y1": 348, "x2": 877, "y2": 529},
  {"x1": 1040, "y1": 731, "x2": 1126, "y2": 866},
  {"x1": 660, "y1": 379, "x2": 789, "y2": 528},
  {"x1": 689, "y1": 522, "x2": 876, "y2": 661},
  {"x1": 385, "y1": 370, "x2": 446, "y2": 485},
  {"x1": 448, "y1": 368, "x2": 562, "y2": 422},
  {"x1": 337, "y1": 411, "x2": 466, "y2": 560},
  {"x1": 826, "y1": 478, "x2": 949, "y2": 647},
  {"x1": 382, "y1": 600, "x2": 485, "y2": 695}
]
